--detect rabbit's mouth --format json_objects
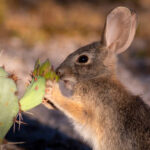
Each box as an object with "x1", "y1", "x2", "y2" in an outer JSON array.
[
  {"x1": 63, "y1": 80, "x2": 74, "y2": 91},
  {"x1": 60, "y1": 76, "x2": 77, "y2": 91}
]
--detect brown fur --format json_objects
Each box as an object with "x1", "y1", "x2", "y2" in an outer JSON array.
[{"x1": 44, "y1": 7, "x2": 150, "y2": 150}]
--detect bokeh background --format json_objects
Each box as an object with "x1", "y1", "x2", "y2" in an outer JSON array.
[{"x1": 0, "y1": 0, "x2": 150, "y2": 150}]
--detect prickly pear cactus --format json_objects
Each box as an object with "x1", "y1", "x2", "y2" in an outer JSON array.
[
  {"x1": 0, "y1": 67, "x2": 19, "y2": 143},
  {"x1": 0, "y1": 59, "x2": 59, "y2": 144},
  {"x1": 20, "y1": 59, "x2": 59, "y2": 111}
]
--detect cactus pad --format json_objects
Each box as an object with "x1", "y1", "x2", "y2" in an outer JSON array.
[
  {"x1": 0, "y1": 67, "x2": 19, "y2": 143},
  {"x1": 20, "y1": 59, "x2": 59, "y2": 111},
  {"x1": 20, "y1": 76, "x2": 45, "y2": 111}
]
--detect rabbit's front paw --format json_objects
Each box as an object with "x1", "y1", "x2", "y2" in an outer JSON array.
[{"x1": 43, "y1": 80, "x2": 56, "y2": 109}]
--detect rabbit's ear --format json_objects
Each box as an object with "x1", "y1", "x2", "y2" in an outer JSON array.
[{"x1": 101, "y1": 7, "x2": 137, "y2": 54}]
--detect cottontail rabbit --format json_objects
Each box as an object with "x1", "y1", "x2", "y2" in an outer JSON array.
[{"x1": 44, "y1": 7, "x2": 150, "y2": 150}]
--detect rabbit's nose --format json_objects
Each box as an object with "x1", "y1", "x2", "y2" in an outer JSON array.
[{"x1": 56, "y1": 68, "x2": 64, "y2": 78}]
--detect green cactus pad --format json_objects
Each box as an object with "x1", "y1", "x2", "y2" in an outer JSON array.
[
  {"x1": 20, "y1": 59, "x2": 59, "y2": 112},
  {"x1": 20, "y1": 76, "x2": 45, "y2": 111},
  {"x1": 0, "y1": 67, "x2": 19, "y2": 142}
]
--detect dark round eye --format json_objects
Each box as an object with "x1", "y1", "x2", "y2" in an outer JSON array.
[{"x1": 77, "y1": 55, "x2": 89, "y2": 63}]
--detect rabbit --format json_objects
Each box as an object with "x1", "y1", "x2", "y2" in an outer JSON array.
[{"x1": 44, "y1": 6, "x2": 150, "y2": 150}]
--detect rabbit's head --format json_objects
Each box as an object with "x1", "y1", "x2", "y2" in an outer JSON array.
[{"x1": 56, "y1": 7, "x2": 137, "y2": 91}]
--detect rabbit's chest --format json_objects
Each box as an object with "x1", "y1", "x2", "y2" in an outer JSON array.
[{"x1": 73, "y1": 121, "x2": 99, "y2": 150}]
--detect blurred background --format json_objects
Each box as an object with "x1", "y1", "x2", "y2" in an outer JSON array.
[{"x1": 0, "y1": 0, "x2": 150, "y2": 150}]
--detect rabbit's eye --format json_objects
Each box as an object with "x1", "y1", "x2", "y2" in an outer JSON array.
[{"x1": 77, "y1": 55, "x2": 89, "y2": 63}]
